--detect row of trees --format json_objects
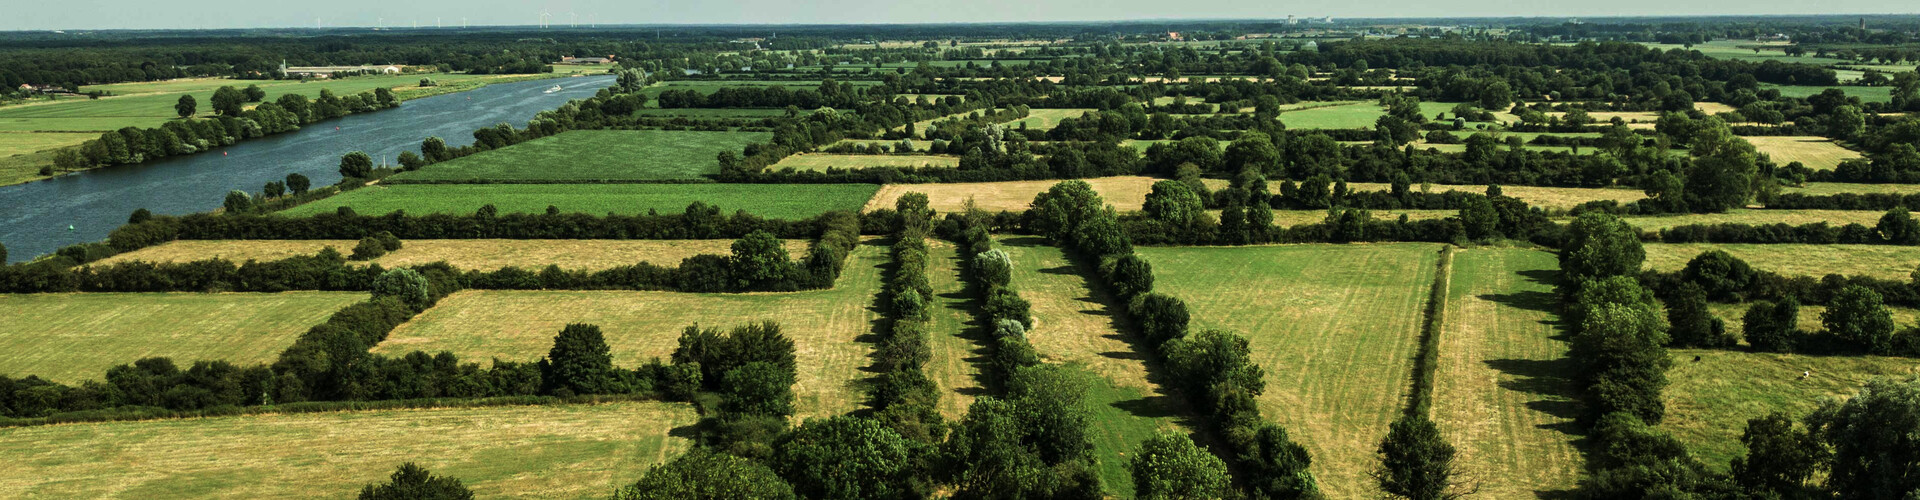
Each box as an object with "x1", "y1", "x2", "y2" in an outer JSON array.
[
  {"x1": 52, "y1": 87, "x2": 398, "y2": 174},
  {"x1": 866, "y1": 193, "x2": 946, "y2": 440}
]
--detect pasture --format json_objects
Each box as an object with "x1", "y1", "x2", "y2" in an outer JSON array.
[
  {"x1": 1265, "y1": 209, "x2": 1455, "y2": 228},
  {"x1": 1625, "y1": 209, "x2": 1892, "y2": 231},
  {"x1": 388, "y1": 130, "x2": 771, "y2": 182},
  {"x1": 0, "y1": 401, "x2": 697, "y2": 498},
  {"x1": 998, "y1": 236, "x2": 1197, "y2": 497},
  {"x1": 1758, "y1": 84, "x2": 1894, "y2": 103},
  {"x1": 922, "y1": 241, "x2": 984, "y2": 419},
  {"x1": 1643, "y1": 243, "x2": 1920, "y2": 281},
  {"x1": 1431, "y1": 248, "x2": 1583, "y2": 498},
  {"x1": 1007, "y1": 108, "x2": 1094, "y2": 131},
  {"x1": 1344, "y1": 182, "x2": 1645, "y2": 209},
  {"x1": 1138, "y1": 243, "x2": 1442, "y2": 499},
  {"x1": 371, "y1": 239, "x2": 888, "y2": 420},
  {"x1": 1742, "y1": 136, "x2": 1864, "y2": 170},
  {"x1": 1275, "y1": 102, "x2": 1386, "y2": 129},
  {"x1": 0, "y1": 292, "x2": 364, "y2": 383},
  {"x1": 1785, "y1": 182, "x2": 1920, "y2": 196},
  {"x1": 769, "y1": 153, "x2": 960, "y2": 171},
  {"x1": 97, "y1": 239, "x2": 809, "y2": 271},
  {"x1": 1705, "y1": 303, "x2": 1920, "y2": 343},
  {"x1": 863, "y1": 176, "x2": 1171, "y2": 213},
  {"x1": 277, "y1": 183, "x2": 878, "y2": 220},
  {"x1": 1662, "y1": 349, "x2": 1920, "y2": 467}
]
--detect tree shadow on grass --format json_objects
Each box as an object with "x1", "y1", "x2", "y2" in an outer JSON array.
[{"x1": 850, "y1": 237, "x2": 901, "y2": 418}]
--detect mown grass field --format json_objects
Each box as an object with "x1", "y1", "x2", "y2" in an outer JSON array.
[
  {"x1": 388, "y1": 130, "x2": 771, "y2": 182},
  {"x1": 1344, "y1": 182, "x2": 1645, "y2": 209},
  {"x1": 1007, "y1": 108, "x2": 1093, "y2": 131},
  {"x1": 1705, "y1": 303, "x2": 1920, "y2": 343},
  {"x1": 863, "y1": 176, "x2": 1168, "y2": 213},
  {"x1": 998, "y1": 236, "x2": 1197, "y2": 498},
  {"x1": 97, "y1": 239, "x2": 809, "y2": 271},
  {"x1": 278, "y1": 183, "x2": 878, "y2": 220},
  {"x1": 1626, "y1": 209, "x2": 1890, "y2": 231},
  {"x1": 0, "y1": 292, "x2": 363, "y2": 383},
  {"x1": 1742, "y1": 136, "x2": 1864, "y2": 170},
  {"x1": 1431, "y1": 248, "x2": 1583, "y2": 498},
  {"x1": 1265, "y1": 209, "x2": 1456, "y2": 227},
  {"x1": 1138, "y1": 243, "x2": 1442, "y2": 499},
  {"x1": 769, "y1": 153, "x2": 959, "y2": 171},
  {"x1": 371, "y1": 239, "x2": 887, "y2": 420},
  {"x1": 922, "y1": 241, "x2": 985, "y2": 419},
  {"x1": 1276, "y1": 102, "x2": 1386, "y2": 129},
  {"x1": 1644, "y1": 243, "x2": 1920, "y2": 281},
  {"x1": 1785, "y1": 182, "x2": 1920, "y2": 196},
  {"x1": 1663, "y1": 349, "x2": 1920, "y2": 467},
  {"x1": 0, "y1": 401, "x2": 697, "y2": 498}
]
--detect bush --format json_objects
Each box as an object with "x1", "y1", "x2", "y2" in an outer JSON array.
[
  {"x1": 358, "y1": 462, "x2": 473, "y2": 500},
  {"x1": 370, "y1": 268, "x2": 431, "y2": 310},
  {"x1": 350, "y1": 237, "x2": 388, "y2": 261}
]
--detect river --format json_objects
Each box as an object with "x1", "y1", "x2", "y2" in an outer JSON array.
[{"x1": 0, "y1": 74, "x2": 615, "y2": 263}]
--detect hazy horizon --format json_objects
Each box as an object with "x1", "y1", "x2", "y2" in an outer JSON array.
[{"x1": 7, "y1": 0, "x2": 1920, "y2": 32}]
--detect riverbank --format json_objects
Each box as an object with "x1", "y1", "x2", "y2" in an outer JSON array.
[{"x1": 0, "y1": 68, "x2": 605, "y2": 188}]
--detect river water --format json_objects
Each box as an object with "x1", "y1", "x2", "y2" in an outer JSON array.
[{"x1": 0, "y1": 75, "x2": 615, "y2": 263}]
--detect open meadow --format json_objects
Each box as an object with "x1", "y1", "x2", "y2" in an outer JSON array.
[
  {"x1": 922, "y1": 241, "x2": 985, "y2": 419},
  {"x1": 1431, "y1": 248, "x2": 1583, "y2": 498},
  {"x1": 1275, "y1": 102, "x2": 1386, "y2": 129},
  {"x1": 1662, "y1": 349, "x2": 1920, "y2": 467},
  {"x1": 1742, "y1": 136, "x2": 1864, "y2": 170},
  {"x1": 0, "y1": 401, "x2": 697, "y2": 498},
  {"x1": 371, "y1": 239, "x2": 887, "y2": 419},
  {"x1": 1624, "y1": 209, "x2": 1892, "y2": 231},
  {"x1": 1344, "y1": 181, "x2": 1645, "y2": 209},
  {"x1": 863, "y1": 176, "x2": 1173, "y2": 213},
  {"x1": 96, "y1": 239, "x2": 809, "y2": 271},
  {"x1": 769, "y1": 153, "x2": 960, "y2": 171},
  {"x1": 388, "y1": 130, "x2": 771, "y2": 182},
  {"x1": 1007, "y1": 108, "x2": 1094, "y2": 131},
  {"x1": 1644, "y1": 243, "x2": 1920, "y2": 281},
  {"x1": 277, "y1": 183, "x2": 878, "y2": 220},
  {"x1": 0, "y1": 292, "x2": 364, "y2": 383},
  {"x1": 1138, "y1": 243, "x2": 1441, "y2": 499}
]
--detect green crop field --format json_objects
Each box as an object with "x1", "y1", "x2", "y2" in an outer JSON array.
[
  {"x1": 277, "y1": 183, "x2": 878, "y2": 220},
  {"x1": 1663, "y1": 349, "x2": 1920, "y2": 467},
  {"x1": 1138, "y1": 243, "x2": 1441, "y2": 499},
  {"x1": 1276, "y1": 102, "x2": 1387, "y2": 129},
  {"x1": 1644, "y1": 243, "x2": 1920, "y2": 281},
  {"x1": 0, "y1": 401, "x2": 697, "y2": 498},
  {"x1": 999, "y1": 236, "x2": 1196, "y2": 498},
  {"x1": 1432, "y1": 248, "x2": 1583, "y2": 498},
  {"x1": 388, "y1": 130, "x2": 771, "y2": 182},
  {"x1": 371, "y1": 239, "x2": 887, "y2": 420},
  {"x1": 0, "y1": 292, "x2": 364, "y2": 383}
]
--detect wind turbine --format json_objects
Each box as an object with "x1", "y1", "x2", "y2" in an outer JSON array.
[
  {"x1": 569, "y1": 12, "x2": 577, "y2": 28},
  {"x1": 588, "y1": 14, "x2": 597, "y2": 28},
  {"x1": 377, "y1": 17, "x2": 384, "y2": 29},
  {"x1": 539, "y1": 11, "x2": 551, "y2": 28},
  {"x1": 436, "y1": 17, "x2": 441, "y2": 28},
  {"x1": 462, "y1": 17, "x2": 469, "y2": 28}
]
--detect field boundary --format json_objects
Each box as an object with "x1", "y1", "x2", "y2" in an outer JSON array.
[{"x1": 1407, "y1": 246, "x2": 1456, "y2": 417}]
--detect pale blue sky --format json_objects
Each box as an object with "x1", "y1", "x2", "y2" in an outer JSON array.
[{"x1": 5, "y1": 0, "x2": 1918, "y2": 31}]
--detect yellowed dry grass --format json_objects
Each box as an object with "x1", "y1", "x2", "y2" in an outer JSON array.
[
  {"x1": 1550, "y1": 110, "x2": 1663, "y2": 123},
  {"x1": 1264, "y1": 209, "x2": 1457, "y2": 227},
  {"x1": 1743, "y1": 136, "x2": 1864, "y2": 170},
  {"x1": 1706, "y1": 303, "x2": 1920, "y2": 343},
  {"x1": 864, "y1": 176, "x2": 1170, "y2": 213},
  {"x1": 1344, "y1": 182, "x2": 1647, "y2": 209},
  {"x1": 922, "y1": 240, "x2": 983, "y2": 419},
  {"x1": 1695, "y1": 102, "x2": 1739, "y2": 115},
  {"x1": 1783, "y1": 182, "x2": 1920, "y2": 196},
  {"x1": 97, "y1": 239, "x2": 806, "y2": 271},
  {"x1": 1627, "y1": 210, "x2": 1890, "y2": 231},
  {"x1": 1663, "y1": 349, "x2": 1920, "y2": 467},
  {"x1": 371, "y1": 239, "x2": 887, "y2": 420},
  {"x1": 0, "y1": 292, "x2": 364, "y2": 383},
  {"x1": 1007, "y1": 108, "x2": 1095, "y2": 131},
  {"x1": 771, "y1": 153, "x2": 960, "y2": 171},
  {"x1": 0, "y1": 401, "x2": 697, "y2": 498},
  {"x1": 1644, "y1": 243, "x2": 1920, "y2": 281}
]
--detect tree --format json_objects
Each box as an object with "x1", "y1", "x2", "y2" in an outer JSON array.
[
  {"x1": 286, "y1": 173, "x2": 311, "y2": 195},
  {"x1": 771, "y1": 416, "x2": 918, "y2": 500},
  {"x1": 340, "y1": 151, "x2": 374, "y2": 179},
  {"x1": 372, "y1": 268, "x2": 431, "y2": 310},
  {"x1": 1374, "y1": 414, "x2": 1469, "y2": 500},
  {"x1": 211, "y1": 86, "x2": 245, "y2": 117},
  {"x1": 974, "y1": 249, "x2": 1012, "y2": 289},
  {"x1": 351, "y1": 237, "x2": 388, "y2": 261},
  {"x1": 722, "y1": 361, "x2": 794, "y2": 417},
  {"x1": 1823, "y1": 285, "x2": 1895, "y2": 354},
  {"x1": 420, "y1": 137, "x2": 449, "y2": 162},
  {"x1": 263, "y1": 180, "x2": 285, "y2": 198},
  {"x1": 1730, "y1": 412, "x2": 1825, "y2": 498},
  {"x1": 1666, "y1": 282, "x2": 1729, "y2": 348},
  {"x1": 1562, "y1": 213, "x2": 1645, "y2": 285},
  {"x1": 0, "y1": 240, "x2": 6, "y2": 264},
  {"x1": 729, "y1": 231, "x2": 793, "y2": 290},
  {"x1": 1104, "y1": 254, "x2": 1155, "y2": 300},
  {"x1": 1879, "y1": 207, "x2": 1920, "y2": 245},
  {"x1": 358, "y1": 463, "x2": 473, "y2": 500},
  {"x1": 1143, "y1": 180, "x2": 1206, "y2": 226},
  {"x1": 222, "y1": 190, "x2": 252, "y2": 213},
  {"x1": 613, "y1": 449, "x2": 796, "y2": 500},
  {"x1": 1459, "y1": 196, "x2": 1499, "y2": 241},
  {"x1": 1682, "y1": 250, "x2": 1754, "y2": 300},
  {"x1": 1826, "y1": 105, "x2": 1867, "y2": 141},
  {"x1": 543, "y1": 323, "x2": 616, "y2": 395},
  {"x1": 1131, "y1": 432, "x2": 1230, "y2": 500},
  {"x1": 397, "y1": 151, "x2": 425, "y2": 170},
  {"x1": 1744, "y1": 299, "x2": 1801, "y2": 353},
  {"x1": 174, "y1": 95, "x2": 197, "y2": 118},
  {"x1": 242, "y1": 84, "x2": 266, "y2": 102},
  {"x1": 1805, "y1": 377, "x2": 1920, "y2": 498}
]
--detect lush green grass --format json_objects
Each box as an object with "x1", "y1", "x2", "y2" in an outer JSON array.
[
  {"x1": 771, "y1": 153, "x2": 959, "y2": 171},
  {"x1": 1759, "y1": 84, "x2": 1893, "y2": 103},
  {"x1": 1006, "y1": 108, "x2": 1093, "y2": 131},
  {"x1": 1662, "y1": 349, "x2": 1920, "y2": 468},
  {"x1": 371, "y1": 239, "x2": 887, "y2": 420},
  {"x1": 1644, "y1": 243, "x2": 1920, "y2": 281},
  {"x1": 388, "y1": 130, "x2": 770, "y2": 182},
  {"x1": 1743, "y1": 136, "x2": 1864, "y2": 170},
  {"x1": 1138, "y1": 243, "x2": 1442, "y2": 499},
  {"x1": 0, "y1": 292, "x2": 365, "y2": 383},
  {"x1": 1275, "y1": 102, "x2": 1386, "y2": 129},
  {"x1": 1432, "y1": 248, "x2": 1583, "y2": 498},
  {"x1": 277, "y1": 183, "x2": 879, "y2": 220},
  {"x1": 0, "y1": 401, "x2": 697, "y2": 498}
]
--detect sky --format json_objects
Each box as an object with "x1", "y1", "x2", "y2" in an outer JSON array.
[{"x1": 5, "y1": 0, "x2": 1918, "y2": 31}]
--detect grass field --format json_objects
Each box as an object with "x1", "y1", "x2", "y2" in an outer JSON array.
[
  {"x1": 1007, "y1": 108, "x2": 1094, "y2": 131},
  {"x1": 922, "y1": 241, "x2": 985, "y2": 419},
  {"x1": 1758, "y1": 84, "x2": 1894, "y2": 103},
  {"x1": 999, "y1": 236, "x2": 1197, "y2": 497},
  {"x1": 1138, "y1": 243, "x2": 1442, "y2": 499},
  {"x1": 769, "y1": 153, "x2": 960, "y2": 171},
  {"x1": 1706, "y1": 303, "x2": 1920, "y2": 344},
  {"x1": 1641, "y1": 41, "x2": 1853, "y2": 66},
  {"x1": 1742, "y1": 136, "x2": 1864, "y2": 170},
  {"x1": 1663, "y1": 349, "x2": 1920, "y2": 467},
  {"x1": 0, "y1": 292, "x2": 363, "y2": 383},
  {"x1": 865, "y1": 176, "x2": 1169, "y2": 213},
  {"x1": 1627, "y1": 210, "x2": 1891, "y2": 231},
  {"x1": 1345, "y1": 182, "x2": 1645, "y2": 209},
  {"x1": 388, "y1": 130, "x2": 771, "y2": 182},
  {"x1": 278, "y1": 183, "x2": 878, "y2": 220},
  {"x1": 1432, "y1": 248, "x2": 1583, "y2": 498},
  {"x1": 1265, "y1": 209, "x2": 1456, "y2": 227},
  {"x1": 0, "y1": 401, "x2": 697, "y2": 498},
  {"x1": 1276, "y1": 102, "x2": 1386, "y2": 129},
  {"x1": 1785, "y1": 182, "x2": 1920, "y2": 196},
  {"x1": 631, "y1": 108, "x2": 795, "y2": 117},
  {"x1": 371, "y1": 239, "x2": 887, "y2": 420},
  {"x1": 1644, "y1": 243, "x2": 1920, "y2": 281},
  {"x1": 97, "y1": 239, "x2": 809, "y2": 271}
]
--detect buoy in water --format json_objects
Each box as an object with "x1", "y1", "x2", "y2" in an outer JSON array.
[{"x1": 67, "y1": 225, "x2": 75, "y2": 231}]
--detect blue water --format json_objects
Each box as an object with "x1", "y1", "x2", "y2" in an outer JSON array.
[{"x1": 0, "y1": 75, "x2": 615, "y2": 263}]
